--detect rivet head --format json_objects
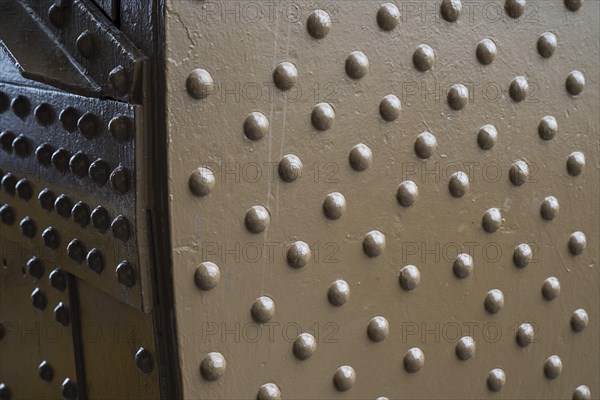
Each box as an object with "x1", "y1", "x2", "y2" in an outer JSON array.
[
  {"x1": 200, "y1": 352, "x2": 226, "y2": 381},
  {"x1": 565, "y1": 0, "x2": 583, "y2": 11},
  {"x1": 399, "y1": 265, "x2": 421, "y2": 291},
  {"x1": 86, "y1": 248, "x2": 104, "y2": 275},
  {"x1": 482, "y1": 208, "x2": 502, "y2": 233},
  {"x1": 447, "y1": 84, "x2": 469, "y2": 110},
  {"x1": 487, "y1": 368, "x2": 506, "y2": 391},
  {"x1": 573, "y1": 385, "x2": 591, "y2": 400},
  {"x1": 476, "y1": 38, "x2": 497, "y2": 65},
  {"x1": 194, "y1": 262, "x2": 221, "y2": 290},
  {"x1": 311, "y1": 102, "x2": 335, "y2": 131},
  {"x1": 328, "y1": 279, "x2": 350, "y2": 306},
  {"x1": 538, "y1": 116, "x2": 558, "y2": 140},
  {"x1": 12, "y1": 134, "x2": 31, "y2": 157},
  {"x1": 0, "y1": 205, "x2": 15, "y2": 226},
  {"x1": 349, "y1": 143, "x2": 373, "y2": 171},
  {"x1": 116, "y1": 261, "x2": 136, "y2": 287},
  {"x1": 55, "y1": 194, "x2": 72, "y2": 218},
  {"x1": 293, "y1": 333, "x2": 316, "y2": 360},
  {"x1": 110, "y1": 166, "x2": 129, "y2": 194},
  {"x1": 16, "y1": 178, "x2": 33, "y2": 200},
  {"x1": 0, "y1": 383, "x2": 10, "y2": 400},
  {"x1": 478, "y1": 124, "x2": 497, "y2": 150},
  {"x1": 135, "y1": 347, "x2": 154, "y2": 374},
  {"x1": 1, "y1": 173, "x2": 17, "y2": 195},
  {"x1": 257, "y1": 383, "x2": 282, "y2": 400},
  {"x1": 186, "y1": 69, "x2": 215, "y2": 99},
  {"x1": 544, "y1": 355, "x2": 562, "y2": 379},
  {"x1": 542, "y1": 277, "x2": 560, "y2": 301},
  {"x1": 48, "y1": 4, "x2": 64, "y2": 27},
  {"x1": 278, "y1": 154, "x2": 303, "y2": 182},
  {"x1": 91, "y1": 206, "x2": 110, "y2": 232},
  {"x1": 455, "y1": 336, "x2": 476, "y2": 360},
  {"x1": 537, "y1": 32, "x2": 557, "y2": 58},
  {"x1": 245, "y1": 205, "x2": 270, "y2": 233},
  {"x1": 49, "y1": 268, "x2": 67, "y2": 292},
  {"x1": 505, "y1": 0, "x2": 526, "y2": 17},
  {"x1": 453, "y1": 253, "x2": 473, "y2": 279},
  {"x1": 377, "y1": 3, "x2": 400, "y2": 31},
  {"x1": 367, "y1": 316, "x2": 389, "y2": 342},
  {"x1": 108, "y1": 66, "x2": 129, "y2": 95},
  {"x1": 485, "y1": 289, "x2": 504, "y2": 314},
  {"x1": 306, "y1": 9, "x2": 331, "y2": 39},
  {"x1": 568, "y1": 231, "x2": 586, "y2": 255},
  {"x1": 363, "y1": 230, "x2": 386, "y2": 257},
  {"x1": 273, "y1": 62, "x2": 298, "y2": 91},
  {"x1": 54, "y1": 302, "x2": 70, "y2": 326},
  {"x1": 0, "y1": 131, "x2": 16, "y2": 153},
  {"x1": 441, "y1": 0, "x2": 462, "y2": 22},
  {"x1": 111, "y1": 215, "x2": 131, "y2": 242},
  {"x1": 89, "y1": 159, "x2": 111, "y2": 186},
  {"x1": 287, "y1": 241, "x2": 311, "y2": 269},
  {"x1": 413, "y1": 44, "x2": 435, "y2": 71},
  {"x1": 513, "y1": 243, "x2": 532, "y2": 268},
  {"x1": 379, "y1": 94, "x2": 401, "y2": 121},
  {"x1": 571, "y1": 309, "x2": 588, "y2": 332},
  {"x1": 20, "y1": 217, "x2": 36, "y2": 239},
  {"x1": 61, "y1": 378, "x2": 77, "y2": 400},
  {"x1": 345, "y1": 51, "x2": 369, "y2": 79},
  {"x1": 69, "y1": 152, "x2": 89, "y2": 178},
  {"x1": 567, "y1": 151, "x2": 585, "y2": 176},
  {"x1": 396, "y1": 180, "x2": 419, "y2": 207},
  {"x1": 510, "y1": 76, "x2": 529, "y2": 102},
  {"x1": 77, "y1": 113, "x2": 98, "y2": 140},
  {"x1": 449, "y1": 171, "x2": 470, "y2": 198},
  {"x1": 35, "y1": 103, "x2": 54, "y2": 126},
  {"x1": 60, "y1": 107, "x2": 79, "y2": 132},
  {"x1": 38, "y1": 360, "x2": 54, "y2": 382},
  {"x1": 67, "y1": 239, "x2": 86, "y2": 264},
  {"x1": 109, "y1": 115, "x2": 132, "y2": 142},
  {"x1": 516, "y1": 323, "x2": 535, "y2": 347},
  {"x1": 38, "y1": 189, "x2": 55, "y2": 211},
  {"x1": 27, "y1": 257, "x2": 44, "y2": 279},
  {"x1": 540, "y1": 196, "x2": 559, "y2": 220},
  {"x1": 42, "y1": 226, "x2": 60, "y2": 249},
  {"x1": 251, "y1": 296, "x2": 275, "y2": 323},
  {"x1": 566, "y1": 70, "x2": 585, "y2": 95},
  {"x1": 243, "y1": 112, "x2": 269, "y2": 141},
  {"x1": 189, "y1": 167, "x2": 215, "y2": 196},
  {"x1": 404, "y1": 348, "x2": 425, "y2": 373},
  {"x1": 414, "y1": 131, "x2": 437, "y2": 159},
  {"x1": 11, "y1": 95, "x2": 30, "y2": 119},
  {"x1": 333, "y1": 366, "x2": 356, "y2": 391},
  {"x1": 323, "y1": 192, "x2": 346, "y2": 220},
  {"x1": 31, "y1": 288, "x2": 48, "y2": 310},
  {"x1": 76, "y1": 30, "x2": 94, "y2": 58},
  {"x1": 35, "y1": 143, "x2": 54, "y2": 166}
]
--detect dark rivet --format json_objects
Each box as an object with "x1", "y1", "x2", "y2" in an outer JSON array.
[
  {"x1": 76, "y1": 31, "x2": 94, "y2": 58},
  {"x1": 12, "y1": 134, "x2": 32, "y2": 158},
  {"x1": 38, "y1": 188, "x2": 56, "y2": 211},
  {"x1": 54, "y1": 302, "x2": 70, "y2": 326},
  {"x1": 0, "y1": 91, "x2": 9, "y2": 113},
  {"x1": 49, "y1": 268, "x2": 67, "y2": 292},
  {"x1": 0, "y1": 323, "x2": 4, "y2": 340},
  {"x1": 71, "y1": 202, "x2": 90, "y2": 228},
  {"x1": 88, "y1": 159, "x2": 110, "y2": 186},
  {"x1": 91, "y1": 206, "x2": 110, "y2": 231},
  {"x1": 135, "y1": 347, "x2": 154, "y2": 374},
  {"x1": 11, "y1": 95, "x2": 30, "y2": 119},
  {"x1": 69, "y1": 152, "x2": 89, "y2": 178},
  {"x1": 77, "y1": 113, "x2": 99, "y2": 139},
  {"x1": 36, "y1": 143, "x2": 55, "y2": 166},
  {"x1": 27, "y1": 256, "x2": 44, "y2": 279},
  {"x1": 0, "y1": 204, "x2": 15, "y2": 225},
  {"x1": 86, "y1": 248, "x2": 104, "y2": 274},
  {"x1": 20, "y1": 216, "x2": 36, "y2": 238},
  {"x1": 0, "y1": 383, "x2": 10, "y2": 400},
  {"x1": 111, "y1": 215, "x2": 131, "y2": 242},
  {"x1": 59, "y1": 107, "x2": 79, "y2": 132},
  {"x1": 1, "y1": 173, "x2": 17, "y2": 195},
  {"x1": 67, "y1": 239, "x2": 85, "y2": 264},
  {"x1": 110, "y1": 166, "x2": 129, "y2": 194},
  {"x1": 31, "y1": 288, "x2": 47, "y2": 310},
  {"x1": 108, "y1": 66, "x2": 129, "y2": 95},
  {"x1": 48, "y1": 4, "x2": 64, "y2": 27},
  {"x1": 51, "y1": 148, "x2": 70, "y2": 172},
  {"x1": 39, "y1": 360, "x2": 54, "y2": 382},
  {"x1": 0, "y1": 131, "x2": 16, "y2": 152},
  {"x1": 108, "y1": 115, "x2": 132, "y2": 142},
  {"x1": 42, "y1": 226, "x2": 60, "y2": 249},
  {"x1": 55, "y1": 195, "x2": 72, "y2": 218},
  {"x1": 116, "y1": 261, "x2": 136, "y2": 287},
  {"x1": 61, "y1": 378, "x2": 77, "y2": 400},
  {"x1": 34, "y1": 103, "x2": 54, "y2": 126},
  {"x1": 16, "y1": 178, "x2": 33, "y2": 200}
]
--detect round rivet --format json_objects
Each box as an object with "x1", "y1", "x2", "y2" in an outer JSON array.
[
  {"x1": 367, "y1": 316, "x2": 389, "y2": 342},
  {"x1": 453, "y1": 253, "x2": 473, "y2": 279},
  {"x1": 67, "y1": 239, "x2": 86, "y2": 264},
  {"x1": 51, "y1": 148, "x2": 70, "y2": 172},
  {"x1": 399, "y1": 265, "x2": 421, "y2": 291},
  {"x1": 478, "y1": 124, "x2": 497, "y2": 150},
  {"x1": 363, "y1": 230, "x2": 385, "y2": 257},
  {"x1": 20, "y1": 216, "x2": 36, "y2": 239},
  {"x1": 323, "y1": 192, "x2": 346, "y2": 220},
  {"x1": 108, "y1": 66, "x2": 129, "y2": 95},
  {"x1": 55, "y1": 194, "x2": 72, "y2": 218},
  {"x1": 568, "y1": 231, "x2": 586, "y2": 255},
  {"x1": 287, "y1": 241, "x2": 311, "y2": 269},
  {"x1": 194, "y1": 261, "x2": 221, "y2": 290},
  {"x1": 414, "y1": 131, "x2": 437, "y2": 159},
  {"x1": 200, "y1": 352, "x2": 226, "y2": 381},
  {"x1": 456, "y1": 336, "x2": 476, "y2": 360},
  {"x1": 36, "y1": 143, "x2": 54, "y2": 166},
  {"x1": 278, "y1": 155, "x2": 303, "y2": 182},
  {"x1": 111, "y1": 215, "x2": 130, "y2": 242},
  {"x1": 441, "y1": 0, "x2": 462, "y2": 22},
  {"x1": 571, "y1": 309, "x2": 588, "y2": 332},
  {"x1": 345, "y1": 51, "x2": 369, "y2": 79},
  {"x1": 243, "y1": 112, "x2": 269, "y2": 141},
  {"x1": 48, "y1": 4, "x2": 64, "y2": 27},
  {"x1": 86, "y1": 248, "x2": 104, "y2": 274},
  {"x1": 34, "y1": 103, "x2": 54, "y2": 126},
  {"x1": 542, "y1": 277, "x2": 560, "y2": 301},
  {"x1": 135, "y1": 347, "x2": 153, "y2": 374},
  {"x1": 311, "y1": 102, "x2": 335, "y2": 131},
  {"x1": 482, "y1": 208, "x2": 502, "y2": 232},
  {"x1": 544, "y1": 355, "x2": 562, "y2": 379},
  {"x1": 306, "y1": 9, "x2": 331, "y2": 39},
  {"x1": 38, "y1": 188, "x2": 55, "y2": 211},
  {"x1": 92, "y1": 206, "x2": 110, "y2": 232},
  {"x1": 49, "y1": 268, "x2": 67, "y2": 292},
  {"x1": 485, "y1": 289, "x2": 504, "y2": 314},
  {"x1": 293, "y1": 333, "x2": 316, "y2": 360},
  {"x1": 404, "y1": 348, "x2": 424, "y2": 373},
  {"x1": 565, "y1": 0, "x2": 583, "y2": 11},
  {"x1": 333, "y1": 366, "x2": 355, "y2": 391},
  {"x1": 566, "y1": 70, "x2": 585, "y2": 96},
  {"x1": 116, "y1": 261, "x2": 136, "y2": 287},
  {"x1": 54, "y1": 302, "x2": 70, "y2": 326},
  {"x1": 540, "y1": 196, "x2": 559, "y2": 220},
  {"x1": 257, "y1": 383, "x2": 282, "y2": 400},
  {"x1": 573, "y1": 385, "x2": 591, "y2": 400},
  {"x1": 110, "y1": 166, "x2": 129, "y2": 194},
  {"x1": 476, "y1": 38, "x2": 497, "y2": 65},
  {"x1": 487, "y1": 368, "x2": 506, "y2": 391},
  {"x1": 396, "y1": 180, "x2": 418, "y2": 207},
  {"x1": 186, "y1": 69, "x2": 214, "y2": 99},
  {"x1": 42, "y1": 227, "x2": 60, "y2": 249},
  {"x1": 538, "y1": 32, "x2": 557, "y2": 58},
  {"x1": 510, "y1": 76, "x2": 529, "y2": 102},
  {"x1": 76, "y1": 31, "x2": 94, "y2": 58},
  {"x1": 2, "y1": 174, "x2": 17, "y2": 195},
  {"x1": 39, "y1": 360, "x2": 54, "y2": 382},
  {"x1": 513, "y1": 243, "x2": 532, "y2": 268},
  {"x1": 413, "y1": 44, "x2": 435, "y2": 71},
  {"x1": 448, "y1": 171, "x2": 470, "y2": 198},
  {"x1": 69, "y1": 152, "x2": 89, "y2": 178},
  {"x1": 448, "y1": 84, "x2": 469, "y2": 110},
  {"x1": 189, "y1": 167, "x2": 215, "y2": 197},
  {"x1": 27, "y1": 257, "x2": 44, "y2": 279},
  {"x1": 89, "y1": 159, "x2": 111, "y2": 186},
  {"x1": 379, "y1": 94, "x2": 401, "y2": 122},
  {"x1": 245, "y1": 205, "x2": 270, "y2": 233},
  {"x1": 328, "y1": 279, "x2": 350, "y2": 306},
  {"x1": 516, "y1": 323, "x2": 535, "y2": 347},
  {"x1": 251, "y1": 296, "x2": 275, "y2": 323},
  {"x1": 61, "y1": 378, "x2": 77, "y2": 400},
  {"x1": 12, "y1": 134, "x2": 31, "y2": 158},
  {"x1": 567, "y1": 151, "x2": 585, "y2": 176},
  {"x1": 60, "y1": 107, "x2": 79, "y2": 132},
  {"x1": 377, "y1": 3, "x2": 400, "y2": 31},
  {"x1": 11, "y1": 95, "x2": 30, "y2": 119},
  {"x1": 349, "y1": 143, "x2": 373, "y2": 171},
  {"x1": 505, "y1": 0, "x2": 526, "y2": 18},
  {"x1": 109, "y1": 115, "x2": 132, "y2": 142},
  {"x1": 273, "y1": 62, "x2": 298, "y2": 91},
  {"x1": 0, "y1": 131, "x2": 15, "y2": 153},
  {"x1": 16, "y1": 178, "x2": 33, "y2": 200},
  {"x1": 538, "y1": 116, "x2": 557, "y2": 140}
]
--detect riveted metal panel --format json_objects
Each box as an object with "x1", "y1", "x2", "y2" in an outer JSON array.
[{"x1": 165, "y1": 0, "x2": 599, "y2": 399}]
